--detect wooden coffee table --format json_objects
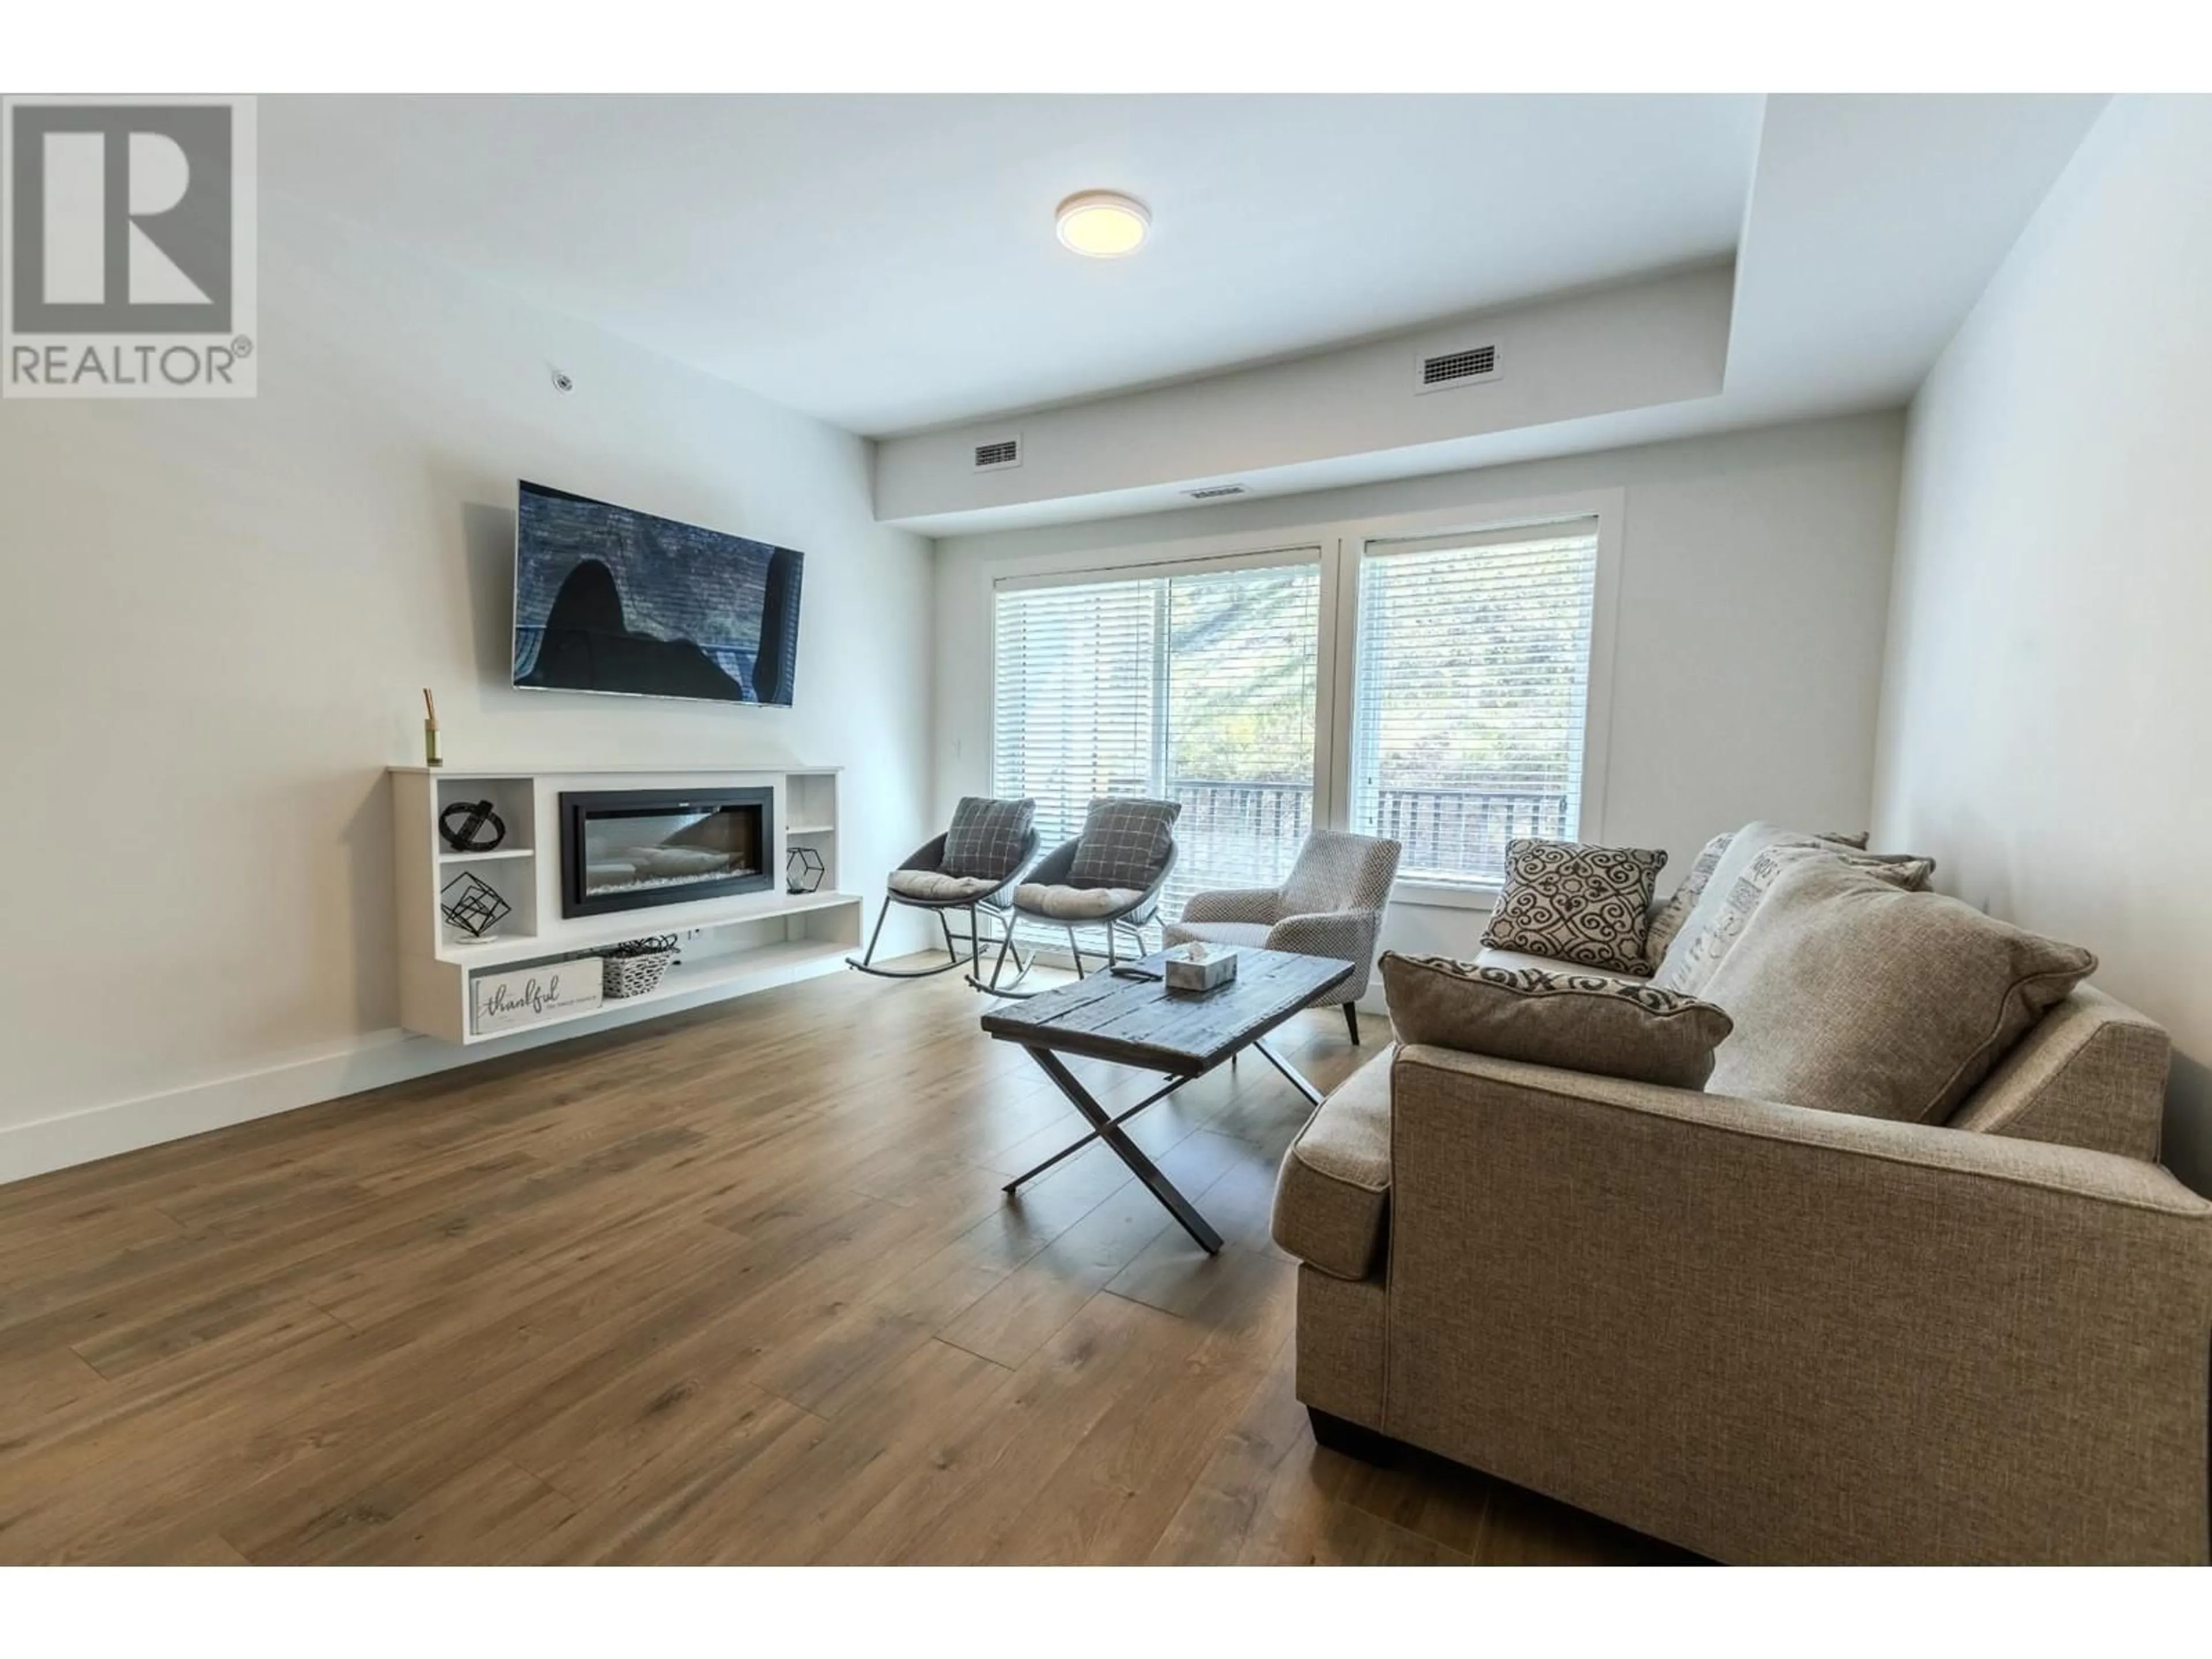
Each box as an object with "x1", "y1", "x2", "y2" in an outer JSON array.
[{"x1": 980, "y1": 948, "x2": 1355, "y2": 1253}]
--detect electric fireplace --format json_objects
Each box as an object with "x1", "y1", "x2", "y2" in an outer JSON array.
[{"x1": 560, "y1": 787, "x2": 772, "y2": 918}]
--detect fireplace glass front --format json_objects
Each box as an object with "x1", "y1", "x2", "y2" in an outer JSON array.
[{"x1": 560, "y1": 787, "x2": 773, "y2": 918}]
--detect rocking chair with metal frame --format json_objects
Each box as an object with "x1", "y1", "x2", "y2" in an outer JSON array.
[
  {"x1": 970, "y1": 797, "x2": 1181, "y2": 998},
  {"x1": 847, "y1": 800, "x2": 1039, "y2": 982}
]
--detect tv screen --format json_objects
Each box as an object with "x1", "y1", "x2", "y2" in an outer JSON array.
[{"x1": 512, "y1": 481, "x2": 804, "y2": 706}]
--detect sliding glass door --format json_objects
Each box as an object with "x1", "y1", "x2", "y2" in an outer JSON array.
[{"x1": 993, "y1": 552, "x2": 1321, "y2": 925}]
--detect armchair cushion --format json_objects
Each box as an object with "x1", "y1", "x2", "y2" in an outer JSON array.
[
  {"x1": 1480, "y1": 838, "x2": 1668, "y2": 975},
  {"x1": 1067, "y1": 797, "x2": 1180, "y2": 888},
  {"x1": 1272, "y1": 1049, "x2": 1394, "y2": 1281},
  {"x1": 1177, "y1": 885, "x2": 1282, "y2": 927},
  {"x1": 1163, "y1": 919, "x2": 1270, "y2": 950},
  {"x1": 1383, "y1": 953, "x2": 1734, "y2": 1089},
  {"x1": 941, "y1": 796, "x2": 1035, "y2": 879}
]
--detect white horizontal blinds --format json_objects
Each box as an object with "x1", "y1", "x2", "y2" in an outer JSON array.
[
  {"x1": 992, "y1": 577, "x2": 1161, "y2": 858},
  {"x1": 1164, "y1": 562, "x2": 1321, "y2": 922},
  {"x1": 1352, "y1": 520, "x2": 1600, "y2": 884},
  {"x1": 993, "y1": 556, "x2": 1321, "y2": 940}
]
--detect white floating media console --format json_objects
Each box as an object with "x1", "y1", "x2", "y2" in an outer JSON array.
[{"x1": 392, "y1": 764, "x2": 858, "y2": 1046}]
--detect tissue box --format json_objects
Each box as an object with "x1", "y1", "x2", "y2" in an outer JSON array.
[{"x1": 1163, "y1": 944, "x2": 1238, "y2": 994}]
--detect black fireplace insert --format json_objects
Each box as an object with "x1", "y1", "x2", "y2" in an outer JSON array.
[{"x1": 560, "y1": 787, "x2": 774, "y2": 918}]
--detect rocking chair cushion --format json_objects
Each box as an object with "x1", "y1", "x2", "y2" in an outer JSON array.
[
  {"x1": 1016, "y1": 882, "x2": 1146, "y2": 921},
  {"x1": 889, "y1": 869, "x2": 1004, "y2": 903},
  {"x1": 941, "y1": 796, "x2": 1035, "y2": 880}
]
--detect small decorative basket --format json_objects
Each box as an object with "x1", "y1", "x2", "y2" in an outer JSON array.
[{"x1": 601, "y1": 934, "x2": 679, "y2": 999}]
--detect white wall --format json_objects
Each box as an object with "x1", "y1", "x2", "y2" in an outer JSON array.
[
  {"x1": 0, "y1": 200, "x2": 935, "y2": 1181},
  {"x1": 934, "y1": 411, "x2": 1904, "y2": 969},
  {"x1": 1871, "y1": 96, "x2": 2212, "y2": 1194}
]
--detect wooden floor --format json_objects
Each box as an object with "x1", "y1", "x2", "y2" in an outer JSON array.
[{"x1": 0, "y1": 958, "x2": 1688, "y2": 1565}]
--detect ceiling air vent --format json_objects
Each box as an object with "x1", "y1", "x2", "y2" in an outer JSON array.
[
  {"x1": 1415, "y1": 343, "x2": 1501, "y2": 394},
  {"x1": 1184, "y1": 484, "x2": 1247, "y2": 501},
  {"x1": 971, "y1": 435, "x2": 1022, "y2": 472}
]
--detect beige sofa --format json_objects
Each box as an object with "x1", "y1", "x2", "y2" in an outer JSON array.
[{"x1": 1271, "y1": 915, "x2": 2212, "y2": 1563}]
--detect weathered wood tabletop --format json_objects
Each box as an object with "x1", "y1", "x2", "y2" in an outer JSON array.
[{"x1": 981, "y1": 948, "x2": 1354, "y2": 1074}]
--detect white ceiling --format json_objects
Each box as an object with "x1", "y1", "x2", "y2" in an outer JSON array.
[
  {"x1": 865, "y1": 93, "x2": 2109, "y2": 533},
  {"x1": 263, "y1": 94, "x2": 1764, "y2": 435}
]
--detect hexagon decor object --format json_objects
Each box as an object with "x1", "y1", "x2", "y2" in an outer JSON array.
[{"x1": 786, "y1": 844, "x2": 825, "y2": 895}]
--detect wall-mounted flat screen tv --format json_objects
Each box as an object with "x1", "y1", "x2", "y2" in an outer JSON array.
[{"x1": 512, "y1": 481, "x2": 804, "y2": 706}]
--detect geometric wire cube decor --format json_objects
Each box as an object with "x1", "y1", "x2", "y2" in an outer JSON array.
[
  {"x1": 439, "y1": 869, "x2": 513, "y2": 938},
  {"x1": 785, "y1": 843, "x2": 825, "y2": 895}
]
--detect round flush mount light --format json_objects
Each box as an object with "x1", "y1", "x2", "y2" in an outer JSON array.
[{"x1": 1055, "y1": 190, "x2": 1151, "y2": 258}]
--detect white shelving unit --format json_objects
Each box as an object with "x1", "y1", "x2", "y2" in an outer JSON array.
[{"x1": 392, "y1": 763, "x2": 857, "y2": 1046}]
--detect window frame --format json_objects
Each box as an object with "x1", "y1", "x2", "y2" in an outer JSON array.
[
  {"x1": 1331, "y1": 500, "x2": 1623, "y2": 903},
  {"x1": 976, "y1": 486, "x2": 1624, "y2": 912}
]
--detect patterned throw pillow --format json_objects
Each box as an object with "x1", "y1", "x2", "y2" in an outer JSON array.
[
  {"x1": 1480, "y1": 838, "x2": 1668, "y2": 975},
  {"x1": 940, "y1": 796, "x2": 1035, "y2": 879},
  {"x1": 1067, "y1": 797, "x2": 1181, "y2": 888},
  {"x1": 1643, "y1": 831, "x2": 1734, "y2": 970},
  {"x1": 1382, "y1": 954, "x2": 1733, "y2": 1088}
]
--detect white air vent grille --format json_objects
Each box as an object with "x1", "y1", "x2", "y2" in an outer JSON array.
[
  {"x1": 1184, "y1": 484, "x2": 1247, "y2": 501},
  {"x1": 1416, "y1": 343, "x2": 1500, "y2": 393},
  {"x1": 972, "y1": 436, "x2": 1022, "y2": 472}
]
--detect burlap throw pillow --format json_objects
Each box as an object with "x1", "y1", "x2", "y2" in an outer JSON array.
[
  {"x1": 1480, "y1": 838, "x2": 1668, "y2": 975},
  {"x1": 1702, "y1": 858, "x2": 2096, "y2": 1123},
  {"x1": 1383, "y1": 954, "x2": 1733, "y2": 1089},
  {"x1": 1660, "y1": 840, "x2": 1937, "y2": 997}
]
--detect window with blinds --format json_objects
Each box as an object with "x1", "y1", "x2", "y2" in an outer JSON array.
[
  {"x1": 1350, "y1": 520, "x2": 1600, "y2": 884},
  {"x1": 993, "y1": 558, "x2": 1320, "y2": 925}
]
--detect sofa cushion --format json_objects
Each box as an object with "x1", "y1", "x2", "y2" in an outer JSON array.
[
  {"x1": 1383, "y1": 953, "x2": 1733, "y2": 1088},
  {"x1": 1067, "y1": 797, "x2": 1180, "y2": 888},
  {"x1": 940, "y1": 796, "x2": 1033, "y2": 879},
  {"x1": 1162, "y1": 919, "x2": 1271, "y2": 950},
  {"x1": 1480, "y1": 838, "x2": 1668, "y2": 975},
  {"x1": 1271, "y1": 1050, "x2": 1393, "y2": 1281},
  {"x1": 1657, "y1": 828, "x2": 1937, "y2": 997},
  {"x1": 1015, "y1": 882, "x2": 1145, "y2": 921},
  {"x1": 888, "y1": 869, "x2": 1005, "y2": 903},
  {"x1": 1703, "y1": 858, "x2": 2098, "y2": 1124},
  {"x1": 1643, "y1": 830, "x2": 1734, "y2": 971}
]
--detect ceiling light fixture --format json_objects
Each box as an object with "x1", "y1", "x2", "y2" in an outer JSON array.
[{"x1": 1055, "y1": 190, "x2": 1151, "y2": 258}]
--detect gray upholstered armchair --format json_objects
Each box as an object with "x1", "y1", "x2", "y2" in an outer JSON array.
[{"x1": 1166, "y1": 830, "x2": 1402, "y2": 1043}]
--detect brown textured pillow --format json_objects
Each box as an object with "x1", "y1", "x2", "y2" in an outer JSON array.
[
  {"x1": 1481, "y1": 838, "x2": 1668, "y2": 975},
  {"x1": 1660, "y1": 840, "x2": 1938, "y2": 997},
  {"x1": 1383, "y1": 954, "x2": 1734, "y2": 1089},
  {"x1": 1702, "y1": 858, "x2": 2097, "y2": 1123}
]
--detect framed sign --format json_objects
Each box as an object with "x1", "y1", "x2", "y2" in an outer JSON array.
[{"x1": 471, "y1": 959, "x2": 603, "y2": 1036}]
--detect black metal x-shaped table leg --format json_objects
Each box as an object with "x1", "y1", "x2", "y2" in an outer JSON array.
[{"x1": 1017, "y1": 1046, "x2": 1224, "y2": 1254}]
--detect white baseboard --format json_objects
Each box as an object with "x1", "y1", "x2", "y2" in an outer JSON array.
[{"x1": 0, "y1": 956, "x2": 850, "y2": 1189}]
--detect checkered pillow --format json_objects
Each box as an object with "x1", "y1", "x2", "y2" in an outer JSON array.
[
  {"x1": 941, "y1": 796, "x2": 1034, "y2": 880},
  {"x1": 1068, "y1": 797, "x2": 1180, "y2": 888}
]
